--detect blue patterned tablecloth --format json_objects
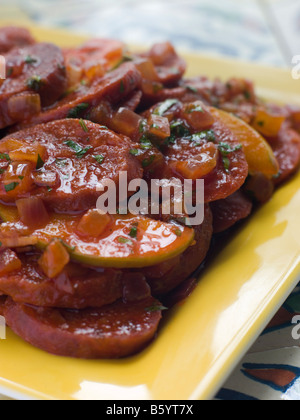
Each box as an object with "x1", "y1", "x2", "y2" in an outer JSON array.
[{"x1": 0, "y1": 0, "x2": 300, "y2": 401}]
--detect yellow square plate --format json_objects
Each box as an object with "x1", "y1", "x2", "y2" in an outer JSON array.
[{"x1": 0, "y1": 23, "x2": 300, "y2": 401}]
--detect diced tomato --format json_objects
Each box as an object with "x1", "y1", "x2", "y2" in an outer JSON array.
[
  {"x1": 0, "y1": 249, "x2": 22, "y2": 276},
  {"x1": 252, "y1": 108, "x2": 286, "y2": 138},
  {"x1": 38, "y1": 238, "x2": 70, "y2": 279},
  {"x1": 76, "y1": 209, "x2": 112, "y2": 239},
  {"x1": 172, "y1": 142, "x2": 218, "y2": 179},
  {"x1": 1, "y1": 161, "x2": 34, "y2": 199},
  {"x1": 16, "y1": 197, "x2": 49, "y2": 230},
  {"x1": 9, "y1": 143, "x2": 47, "y2": 166},
  {"x1": 181, "y1": 101, "x2": 215, "y2": 131},
  {"x1": 111, "y1": 107, "x2": 142, "y2": 138},
  {"x1": 148, "y1": 114, "x2": 170, "y2": 139},
  {"x1": 134, "y1": 58, "x2": 159, "y2": 81}
]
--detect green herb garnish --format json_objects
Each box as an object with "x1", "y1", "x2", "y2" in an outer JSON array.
[
  {"x1": 218, "y1": 142, "x2": 243, "y2": 172},
  {"x1": 79, "y1": 118, "x2": 89, "y2": 133},
  {"x1": 129, "y1": 149, "x2": 140, "y2": 156},
  {"x1": 142, "y1": 155, "x2": 155, "y2": 168},
  {"x1": 145, "y1": 304, "x2": 168, "y2": 312},
  {"x1": 26, "y1": 75, "x2": 43, "y2": 91},
  {"x1": 129, "y1": 225, "x2": 138, "y2": 239},
  {"x1": 36, "y1": 154, "x2": 45, "y2": 170},
  {"x1": 118, "y1": 237, "x2": 133, "y2": 245},
  {"x1": 4, "y1": 182, "x2": 19, "y2": 192},
  {"x1": 67, "y1": 103, "x2": 89, "y2": 119},
  {"x1": 0, "y1": 153, "x2": 10, "y2": 162},
  {"x1": 153, "y1": 99, "x2": 179, "y2": 116},
  {"x1": 140, "y1": 136, "x2": 152, "y2": 150},
  {"x1": 185, "y1": 103, "x2": 204, "y2": 113},
  {"x1": 64, "y1": 140, "x2": 92, "y2": 159},
  {"x1": 120, "y1": 80, "x2": 125, "y2": 93},
  {"x1": 25, "y1": 55, "x2": 38, "y2": 64},
  {"x1": 93, "y1": 155, "x2": 105, "y2": 164}
]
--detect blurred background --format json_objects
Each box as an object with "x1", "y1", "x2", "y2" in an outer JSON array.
[{"x1": 0, "y1": 0, "x2": 299, "y2": 67}]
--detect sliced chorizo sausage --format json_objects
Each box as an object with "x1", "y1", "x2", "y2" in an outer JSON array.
[
  {"x1": 210, "y1": 190, "x2": 253, "y2": 233},
  {"x1": 0, "y1": 119, "x2": 143, "y2": 212},
  {"x1": 144, "y1": 204, "x2": 213, "y2": 296},
  {"x1": 4, "y1": 296, "x2": 162, "y2": 358},
  {"x1": 0, "y1": 252, "x2": 123, "y2": 309},
  {"x1": 0, "y1": 26, "x2": 35, "y2": 54},
  {"x1": 268, "y1": 124, "x2": 300, "y2": 185},
  {"x1": 143, "y1": 99, "x2": 249, "y2": 202},
  {"x1": 0, "y1": 43, "x2": 67, "y2": 128},
  {"x1": 15, "y1": 62, "x2": 142, "y2": 130}
]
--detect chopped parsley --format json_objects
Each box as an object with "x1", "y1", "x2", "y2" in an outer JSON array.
[
  {"x1": 93, "y1": 155, "x2": 105, "y2": 164},
  {"x1": 129, "y1": 224, "x2": 138, "y2": 239},
  {"x1": 145, "y1": 304, "x2": 168, "y2": 313},
  {"x1": 186, "y1": 85, "x2": 198, "y2": 93},
  {"x1": 140, "y1": 136, "x2": 153, "y2": 150},
  {"x1": 120, "y1": 80, "x2": 125, "y2": 93},
  {"x1": 118, "y1": 237, "x2": 133, "y2": 245},
  {"x1": 0, "y1": 153, "x2": 10, "y2": 162},
  {"x1": 25, "y1": 55, "x2": 38, "y2": 64},
  {"x1": 153, "y1": 99, "x2": 179, "y2": 116},
  {"x1": 174, "y1": 228, "x2": 182, "y2": 237},
  {"x1": 139, "y1": 119, "x2": 147, "y2": 134},
  {"x1": 27, "y1": 75, "x2": 43, "y2": 91},
  {"x1": 67, "y1": 103, "x2": 89, "y2": 119},
  {"x1": 55, "y1": 158, "x2": 67, "y2": 166},
  {"x1": 129, "y1": 148, "x2": 140, "y2": 156},
  {"x1": 79, "y1": 118, "x2": 89, "y2": 133},
  {"x1": 4, "y1": 182, "x2": 19, "y2": 192},
  {"x1": 218, "y1": 142, "x2": 243, "y2": 172},
  {"x1": 185, "y1": 103, "x2": 204, "y2": 113},
  {"x1": 170, "y1": 120, "x2": 191, "y2": 138},
  {"x1": 191, "y1": 130, "x2": 216, "y2": 144},
  {"x1": 64, "y1": 140, "x2": 92, "y2": 159},
  {"x1": 142, "y1": 155, "x2": 155, "y2": 168},
  {"x1": 36, "y1": 154, "x2": 45, "y2": 170}
]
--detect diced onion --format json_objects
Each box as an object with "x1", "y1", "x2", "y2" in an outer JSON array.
[
  {"x1": 134, "y1": 58, "x2": 159, "y2": 81},
  {"x1": 122, "y1": 273, "x2": 151, "y2": 303},
  {"x1": 0, "y1": 249, "x2": 22, "y2": 276},
  {"x1": 16, "y1": 197, "x2": 49, "y2": 230},
  {"x1": 252, "y1": 108, "x2": 286, "y2": 138},
  {"x1": 38, "y1": 239, "x2": 70, "y2": 279},
  {"x1": 181, "y1": 101, "x2": 215, "y2": 131},
  {"x1": 111, "y1": 107, "x2": 142, "y2": 137},
  {"x1": 7, "y1": 92, "x2": 41, "y2": 120},
  {"x1": 148, "y1": 114, "x2": 170, "y2": 139},
  {"x1": 76, "y1": 209, "x2": 112, "y2": 239}
]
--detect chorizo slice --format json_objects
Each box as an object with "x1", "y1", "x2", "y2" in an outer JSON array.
[
  {"x1": 268, "y1": 124, "x2": 300, "y2": 185},
  {"x1": 0, "y1": 252, "x2": 123, "y2": 309},
  {"x1": 64, "y1": 38, "x2": 126, "y2": 86},
  {"x1": 143, "y1": 99, "x2": 248, "y2": 202},
  {"x1": 210, "y1": 190, "x2": 253, "y2": 234},
  {"x1": 0, "y1": 119, "x2": 143, "y2": 212},
  {"x1": 0, "y1": 26, "x2": 35, "y2": 54},
  {"x1": 16, "y1": 62, "x2": 142, "y2": 129},
  {"x1": 144, "y1": 204, "x2": 213, "y2": 296},
  {"x1": 140, "y1": 42, "x2": 186, "y2": 87},
  {"x1": 4, "y1": 296, "x2": 162, "y2": 359},
  {"x1": 0, "y1": 43, "x2": 67, "y2": 128}
]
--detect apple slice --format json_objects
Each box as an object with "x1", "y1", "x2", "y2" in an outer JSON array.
[
  {"x1": 0, "y1": 205, "x2": 195, "y2": 269},
  {"x1": 210, "y1": 107, "x2": 279, "y2": 178}
]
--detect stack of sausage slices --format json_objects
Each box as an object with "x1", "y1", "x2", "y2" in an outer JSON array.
[{"x1": 0, "y1": 26, "x2": 299, "y2": 359}]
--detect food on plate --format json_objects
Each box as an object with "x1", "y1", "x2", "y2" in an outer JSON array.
[{"x1": 0, "y1": 27, "x2": 299, "y2": 359}]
